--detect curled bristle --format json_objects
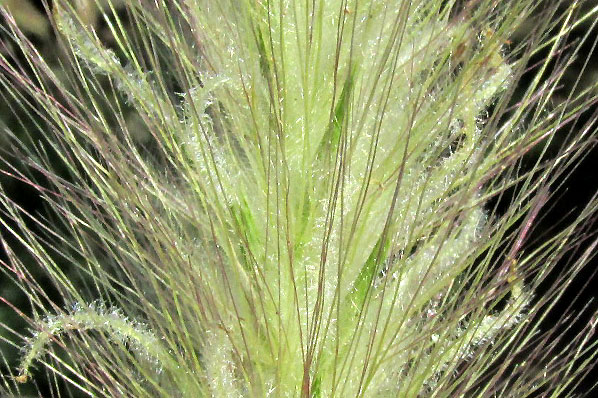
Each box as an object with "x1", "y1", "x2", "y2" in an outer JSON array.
[{"x1": 0, "y1": 0, "x2": 597, "y2": 397}]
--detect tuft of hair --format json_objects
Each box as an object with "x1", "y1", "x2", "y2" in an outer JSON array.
[{"x1": 0, "y1": 0, "x2": 597, "y2": 397}]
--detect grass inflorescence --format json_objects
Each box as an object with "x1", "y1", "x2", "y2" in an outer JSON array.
[{"x1": 1, "y1": 0, "x2": 598, "y2": 396}]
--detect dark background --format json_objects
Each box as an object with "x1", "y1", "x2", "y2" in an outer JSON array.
[{"x1": 1, "y1": 0, "x2": 597, "y2": 396}]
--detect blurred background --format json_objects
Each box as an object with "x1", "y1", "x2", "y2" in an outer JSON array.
[{"x1": 1, "y1": 0, "x2": 597, "y2": 396}]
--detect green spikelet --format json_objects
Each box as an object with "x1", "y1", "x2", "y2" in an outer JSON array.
[{"x1": 0, "y1": 0, "x2": 596, "y2": 397}]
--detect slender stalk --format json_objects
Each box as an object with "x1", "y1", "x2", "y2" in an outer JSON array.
[{"x1": 0, "y1": 0, "x2": 597, "y2": 396}]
